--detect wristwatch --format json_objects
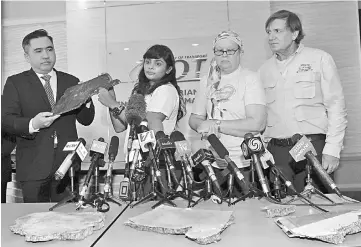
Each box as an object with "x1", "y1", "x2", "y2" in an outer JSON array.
[
  {"x1": 215, "y1": 120, "x2": 221, "y2": 133},
  {"x1": 109, "y1": 102, "x2": 125, "y2": 117}
]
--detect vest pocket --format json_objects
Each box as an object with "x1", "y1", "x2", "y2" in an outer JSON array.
[
  {"x1": 293, "y1": 72, "x2": 316, "y2": 99},
  {"x1": 295, "y1": 105, "x2": 328, "y2": 131}
]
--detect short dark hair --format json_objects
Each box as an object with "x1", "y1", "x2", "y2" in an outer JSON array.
[
  {"x1": 265, "y1": 10, "x2": 305, "y2": 44},
  {"x1": 22, "y1": 29, "x2": 54, "y2": 52}
]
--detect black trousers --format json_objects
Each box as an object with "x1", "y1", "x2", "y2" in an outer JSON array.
[
  {"x1": 267, "y1": 138, "x2": 334, "y2": 194},
  {"x1": 20, "y1": 176, "x2": 71, "y2": 203}
]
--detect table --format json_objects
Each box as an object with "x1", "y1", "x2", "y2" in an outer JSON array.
[
  {"x1": 1, "y1": 201, "x2": 127, "y2": 247},
  {"x1": 94, "y1": 195, "x2": 361, "y2": 247}
]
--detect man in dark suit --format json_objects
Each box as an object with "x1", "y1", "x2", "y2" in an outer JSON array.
[
  {"x1": 1, "y1": 131, "x2": 16, "y2": 203},
  {"x1": 2, "y1": 29, "x2": 95, "y2": 203}
]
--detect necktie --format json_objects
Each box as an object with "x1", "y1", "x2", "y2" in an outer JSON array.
[{"x1": 41, "y1": 74, "x2": 55, "y2": 109}]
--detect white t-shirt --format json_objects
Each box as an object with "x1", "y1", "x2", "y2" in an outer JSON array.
[
  {"x1": 145, "y1": 83, "x2": 179, "y2": 135},
  {"x1": 192, "y1": 67, "x2": 266, "y2": 168},
  {"x1": 124, "y1": 83, "x2": 179, "y2": 156}
]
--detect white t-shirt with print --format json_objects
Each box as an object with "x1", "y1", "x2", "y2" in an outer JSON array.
[{"x1": 192, "y1": 67, "x2": 266, "y2": 168}]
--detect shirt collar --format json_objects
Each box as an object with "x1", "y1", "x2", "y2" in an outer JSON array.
[
  {"x1": 35, "y1": 69, "x2": 55, "y2": 81},
  {"x1": 275, "y1": 43, "x2": 304, "y2": 61}
]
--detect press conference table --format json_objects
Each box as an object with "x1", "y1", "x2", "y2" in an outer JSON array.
[
  {"x1": 94, "y1": 195, "x2": 361, "y2": 247},
  {"x1": 2, "y1": 196, "x2": 361, "y2": 247},
  {"x1": 1, "y1": 202, "x2": 127, "y2": 247}
]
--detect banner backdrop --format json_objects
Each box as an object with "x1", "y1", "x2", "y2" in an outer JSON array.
[{"x1": 77, "y1": 37, "x2": 215, "y2": 169}]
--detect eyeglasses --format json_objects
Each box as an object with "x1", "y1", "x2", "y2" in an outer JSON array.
[{"x1": 214, "y1": 48, "x2": 239, "y2": 56}]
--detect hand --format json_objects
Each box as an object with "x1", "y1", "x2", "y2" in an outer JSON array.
[
  {"x1": 197, "y1": 120, "x2": 219, "y2": 138},
  {"x1": 322, "y1": 154, "x2": 340, "y2": 174},
  {"x1": 32, "y1": 112, "x2": 60, "y2": 129},
  {"x1": 98, "y1": 87, "x2": 117, "y2": 108}
]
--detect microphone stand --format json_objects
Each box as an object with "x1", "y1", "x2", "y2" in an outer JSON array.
[
  {"x1": 179, "y1": 160, "x2": 198, "y2": 207},
  {"x1": 131, "y1": 158, "x2": 176, "y2": 209},
  {"x1": 270, "y1": 167, "x2": 283, "y2": 202},
  {"x1": 224, "y1": 173, "x2": 234, "y2": 207},
  {"x1": 191, "y1": 178, "x2": 222, "y2": 207},
  {"x1": 231, "y1": 160, "x2": 266, "y2": 205},
  {"x1": 152, "y1": 160, "x2": 198, "y2": 208},
  {"x1": 49, "y1": 166, "x2": 78, "y2": 211},
  {"x1": 286, "y1": 162, "x2": 335, "y2": 205},
  {"x1": 101, "y1": 161, "x2": 123, "y2": 206}
]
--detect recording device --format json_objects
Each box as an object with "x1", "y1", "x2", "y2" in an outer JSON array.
[
  {"x1": 289, "y1": 134, "x2": 343, "y2": 198},
  {"x1": 125, "y1": 93, "x2": 147, "y2": 152},
  {"x1": 242, "y1": 133, "x2": 271, "y2": 195},
  {"x1": 79, "y1": 138, "x2": 108, "y2": 198},
  {"x1": 155, "y1": 131, "x2": 179, "y2": 186},
  {"x1": 191, "y1": 148, "x2": 222, "y2": 197},
  {"x1": 120, "y1": 134, "x2": 142, "y2": 200},
  {"x1": 104, "y1": 136, "x2": 119, "y2": 197},
  {"x1": 170, "y1": 131, "x2": 194, "y2": 183},
  {"x1": 207, "y1": 134, "x2": 250, "y2": 194},
  {"x1": 54, "y1": 138, "x2": 87, "y2": 180}
]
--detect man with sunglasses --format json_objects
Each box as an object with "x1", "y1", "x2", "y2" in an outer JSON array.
[{"x1": 189, "y1": 30, "x2": 267, "y2": 197}]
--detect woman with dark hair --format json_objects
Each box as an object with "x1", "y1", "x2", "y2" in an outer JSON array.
[
  {"x1": 98, "y1": 44, "x2": 185, "y2": 135},
  {"x1": 98, "y1": 44, "x2": 186, "y2": 198}
]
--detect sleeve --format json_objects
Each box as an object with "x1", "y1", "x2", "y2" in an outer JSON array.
[
  {"x1": 244, "y1": 72, "x2": 266, "y2": 106},
  {"x1": 320, "y1": 52, "x2": 347, "y2": 158},
  {"x1": 76, "y1": 98, "x2": 95, "y2": 126},
  {"x1": 191, "y1": 76, "x2": 208, "y2": 117},
  {"x1": 1, "y1": 77, "x2": 34, "y2": 138},
  {"x1": 147, "y1": 84, "x2": 178, "y2": 118}
]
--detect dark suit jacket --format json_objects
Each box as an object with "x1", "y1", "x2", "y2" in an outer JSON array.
[
  {"x1": 1, "y1": 68, "x2": 95, "y2": 182},
  {"x1": 1, "y1": 131, "x2": 16, "y2": 183}
]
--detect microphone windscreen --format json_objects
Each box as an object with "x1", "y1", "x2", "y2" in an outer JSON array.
[
  {"x1": 108, "y1": 136, "x2": 120, "y2": 157},
  {"x1": 191, "y1": 139, "x2": 207, "y2": 154},
  {"x1": 125, "y1": 93, "x2": 147, "y2": 126},
  {"x1": 170, "y1": 131, "x2": 186, "y2": 142},
  {"x1": 155, "y1": 131, "x2": 167, "y2": 140},
  {"x1": 291, "y1": 133, "x2": 303, "y2": 145},
  {"x1": 244, "y1": 132, "x2": 254, "y2": 140},
  {"x1": 207, "y1": 134, "x2": 229, "y2": 159},
  {"x1": 139, "y1": 121, "x2": 149, "y2": 132}
]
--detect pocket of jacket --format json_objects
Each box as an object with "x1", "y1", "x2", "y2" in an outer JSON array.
[{"x1": 293, "y1": 72, "x2": 318, "y2": 99}]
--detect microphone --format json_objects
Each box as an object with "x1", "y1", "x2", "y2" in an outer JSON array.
[
  {"x1": 129, "y1": 137, "x2": 142, "y2": 180},
  {"x1": 243, "y1": 133, "x2": 271, "y2": 195},
  {"x1": 125, "y1": 93, "x2": 147, "y2": 152},
  {"x1": 79, "y1": 138, "x2": 108, "y2": 198},
  {"x1": 54, "y1": 138, "x2": 87, "y2": 180},
  {"x1": 155, "y1": 131, "x2": 179, "y2": 186},
  {"x1": 191, "y1": 146, "x2": 222, "y2": 198},
  {"x1": 170, "y1": 131, "x2": 194, "y2": 184},
  {"x1": 104, "y1": 136, "x2": 119, "y2": 196},
  {"x1": 207, "y1": 134, "x2": 250, "y2": 194},
  {"x1": 289, "y1": 134, "x2": 342, "y2": 198},
  {"x1": 137, "y1": 122, "x2": 165, "y2": 191}
]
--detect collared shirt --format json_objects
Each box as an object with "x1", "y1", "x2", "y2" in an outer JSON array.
[
  {"x1": 35, "y1": 69, "x2": 57, "y2": 101},
  {"x1": 29, "y1": 69, "x2": 57, "y2": 133},
  {"x1": 192, "y1": 66, "x2": 266, "y2": 168},
  {"x1": 259, "y1": 44, "x2": 347, "y2": 158}
]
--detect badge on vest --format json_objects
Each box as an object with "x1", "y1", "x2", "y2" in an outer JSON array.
[{"x1": 297, "y1": 64, "x2": 312, "y2": 73}]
